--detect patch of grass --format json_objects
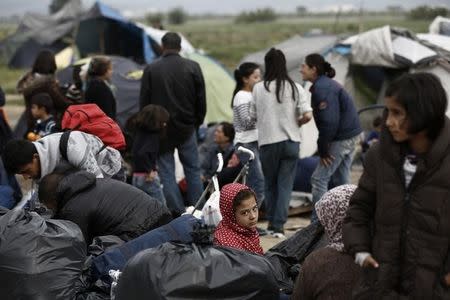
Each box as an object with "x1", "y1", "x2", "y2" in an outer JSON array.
[
  {"x1": 167, "y1": 15, "x2": 429, "y2": 70},
  {"x1": 0, "y1": 65, "x2": 24, "y2": 94}
]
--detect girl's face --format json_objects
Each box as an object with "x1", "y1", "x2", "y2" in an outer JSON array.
[
  {"x1": 300, "y1": 63, "x2": 316, "y2": 82},
  {"x1": 243, "y1": 68, "x2": 261, "y2": 90},
  {"x1": 235, "y1": 195, "x2": 258, "y2": 229},
  {"x1": 385, "y1": 96, "x2": 410, "y2": 142}
]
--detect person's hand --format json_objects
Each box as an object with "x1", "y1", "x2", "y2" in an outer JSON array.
[
  {"x1": 362, "y1": 255, "x2": 379, "y2": 268},
  {"x1": 320, "y1": 155, "x2": 335, "y2": 167},
  {"x1": 227, "y1": 153, "x2": 240, "y2": 168},
  {"x1": 445, "y1": 273, "x2": 450, "y2": 287},
  {"x1": 145, "y1": 170, "x2": 158, "y2": 182},
  {"x1": 297, "y1": 112, "x2": 312, "y2": 126}
]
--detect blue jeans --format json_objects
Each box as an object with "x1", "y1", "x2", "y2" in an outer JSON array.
[
  {"x1": 260, "y1": 140, "x2": 299, "y2": 230},
  {"x1": 310, "y1": 135, "x2": 358, "y2": 222},
  {"x1": 157, "y1": 132, "x2": 203, "y2": 214},
  {"x1": 235, "y1": 141, "x2": 265, "y2": 206},
  {"x1": 132, "y1": 173, "x2": 166, "y2": 206}
]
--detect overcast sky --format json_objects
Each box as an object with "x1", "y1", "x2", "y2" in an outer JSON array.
[{"x1": 1, "y1": 0, "x2": 449, "y2": 17}]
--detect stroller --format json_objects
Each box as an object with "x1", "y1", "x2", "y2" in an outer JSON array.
[{"x1": 188, "y1": 146, "x2": 255, "y2": 226}]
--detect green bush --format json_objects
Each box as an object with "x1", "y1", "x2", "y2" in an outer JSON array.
[
  {"x1": 235, "y1": 8, "x2": 278, "y2": 23},
  {"x1": 168, "y1": 7, "x2": 187, "y2": 25},
  {"x1": 408, "y1": 6, "x2": 449, "y2": 20}
]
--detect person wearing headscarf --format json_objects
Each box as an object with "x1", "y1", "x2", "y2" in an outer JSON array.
[
  {"x1": 292, "y1": 184, "x2": 361, "y2": 300},
  {"x1": 214, "y1": 183, "x2": 263, "y2": 255}
]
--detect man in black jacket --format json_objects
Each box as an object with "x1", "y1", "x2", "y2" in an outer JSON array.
[
  {"x1": 38, "y1": 170, "x2": 173, "y2": 244},
  {"x1": 139, "y1": 32, "x2": 206, "y2": 215}
]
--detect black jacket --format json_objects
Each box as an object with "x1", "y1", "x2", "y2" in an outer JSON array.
[
  {"x1": 132, "y1": 129, "x2": 159, "y2": 172},
  {"x1": 343, "y1": 119, "x2": 450, "y2": 299},
  {"x1": 85, "y1": 78, "x2": 117, "y2": 120},
  {"x1": 139, "y1": 52, "x2": 206, "y2": 153},
  {"x1": 55, "y1": 171, "x2": 172, "y2": 243},
  {"x1": 310, "y1": 75, "x2": 362, "y2": 157}
]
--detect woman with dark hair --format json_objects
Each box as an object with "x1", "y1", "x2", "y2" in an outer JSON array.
[
  {"x1": 84, "y1": 56, "x2": 117, "y2": 119},
  {"x1": 126, "y1": 104, "x2": 170, "y2": 205},
  {"x1": 231, "y1": 62, "x2": 265, "y2": 206},
  {"x1": 17, "y1": 50, "x2": 57, "y2": 94},
  {"x1": 343, "y1": 73, "x2": 450, "y2": 299},
  {"x1": 301, "y1": 53, "x2": 361, "y2": 222},
  {"x1": 252, "y1": 48, "x2": 313, "y2": 237}
]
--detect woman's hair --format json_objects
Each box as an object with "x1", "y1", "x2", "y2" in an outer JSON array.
[
  {"x1": 87, "y1": 56, "x2": 112, "y2": 78},
  {"x1": 126, "y1": 104, "x2": 170, "y2": 133},
  {"x1": 385, "y1": 72, "x2": 448, "y2": 140},
  {"x1": 232, "y1": 188, "x2": 256, "y2": 212},
  {"x1": 263, "y1": 48, "x2": 298, "y2": 103},
  {"x1": 231, "y1": 62, "x2": 260, "y2": 107},
  {"x1": 304, "y1": 53, "x2": 336, "y2": 79},
  {"x1": 219, "y1": 121, "x2": 235, "y2": 143},
  {"x1": 32, "y1": 50, "x2": 57, "y2": 75}
]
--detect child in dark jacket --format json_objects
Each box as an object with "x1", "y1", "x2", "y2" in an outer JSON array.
[
  {"x1": 28, "y1": 93, "x2": 57, "y2": 140},
  {"x1": 127, "y1": 104, "x2": 169, "y2": 205}
]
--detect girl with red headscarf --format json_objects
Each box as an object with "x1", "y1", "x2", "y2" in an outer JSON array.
[{"x1": 213, "y1": 183, "x2": 263, "y2": 255}]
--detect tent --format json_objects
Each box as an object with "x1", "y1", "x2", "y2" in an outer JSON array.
[
  {"x1": 327, "y1": 26, "x2": 450, "y2": 117},
  {"x1": 0, "y1": 0, "x2": 83, "y2": 68},
  {"x1": 57, "y1": 56, "x2": 144, "y2": 127},
  {"x1": 429, "y1": 16, "x2": 450, "y2": 36},
  {"x1": 240, "y1": 34, "x2": 339, "y2": 84},
  {"x1": 75, "y1": 1, "x2": 159, "y2": 64}
]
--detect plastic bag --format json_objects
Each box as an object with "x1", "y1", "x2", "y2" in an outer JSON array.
[
  {"x1": 116, "y1": 242, "x2": 280, "y2": 300},
  {"x1": 264, "y1": 221, "x2": 327, "y2": 293},
  {"x1": 0, "y1": 207, "x2": 86, "y2": 300},
  {"x1": 201, "y1": 176, "x2": 222, "y2": 226}
]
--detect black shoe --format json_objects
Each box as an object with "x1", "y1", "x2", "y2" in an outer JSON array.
[{"x1": 256, "y1": 227, "x2": 268, "y2": 236}]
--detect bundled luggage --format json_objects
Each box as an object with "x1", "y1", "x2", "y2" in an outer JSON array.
[
  {"x1": 0, "y1": 207, "x2": 86, "y2": 300},
  {"x1": 115, "y1": 242, "x2": 280, "y2": 300},
  {"x1": 264, "y1": 221, "x2": 328, "y2": 293},
  {"x1": 91, "y1": 215, "x2": 200, "y2": 282}
]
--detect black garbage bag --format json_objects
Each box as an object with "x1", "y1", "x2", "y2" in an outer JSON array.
[
  {"x1": 116, "y1": 242, "x2": 280, "y2": 300},
  {"x1": 76, "y1": 235, "x2": 126, "y2": 300},
  {"x1": 264, "y1": 221, "x2": 328, "y2": 294},
  {"x1": 0, "y1": 207, "x2": 86, "y2": 300}
]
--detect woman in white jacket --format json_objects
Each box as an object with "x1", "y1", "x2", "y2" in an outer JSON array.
[{"x1": 251, "y1": 48, "x2": 312, "y2": 237}]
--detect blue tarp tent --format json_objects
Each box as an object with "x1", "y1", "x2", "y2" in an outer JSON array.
[{"x1": 75, "y1": 1, "x2": 159, "y2": 64}]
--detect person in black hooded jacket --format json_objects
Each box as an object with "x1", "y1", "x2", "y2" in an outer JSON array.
[{"x1": 38, "y1": 170, "x2": 173, "y2": 243}]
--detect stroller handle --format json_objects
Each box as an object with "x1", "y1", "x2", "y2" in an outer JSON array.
[
  {"x1": 216, "y1": 153, "x2": 224, "y2": 173},
  {"x1": 237, "y1": 146, "x2": 255, "y2": 161}
]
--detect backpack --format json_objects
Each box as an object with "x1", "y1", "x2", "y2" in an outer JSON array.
[{"x1": 61, "y1": 104, "x2": 126, "y2": 150}]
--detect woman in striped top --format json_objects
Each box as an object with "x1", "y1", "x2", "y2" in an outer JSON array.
[{"x1": 231, "y1": 62, "x2": 265, "y2": 209}]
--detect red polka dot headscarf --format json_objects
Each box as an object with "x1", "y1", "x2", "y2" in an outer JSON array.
[{"x1": 213, "y1": 183, "x2": 263, "y2": 255}]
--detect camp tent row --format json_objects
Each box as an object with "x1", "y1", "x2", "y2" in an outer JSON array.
[{"x1": 2, "y1": 0, "x2": 234, "y2": 131}]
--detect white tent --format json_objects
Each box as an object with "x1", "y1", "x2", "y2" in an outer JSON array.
[
  {"x1": 327, "y1": 26, "x2": 450, "y2": 118},
  {"x1": 429, "y1": 16, "x2": 450, "y2": 36}
]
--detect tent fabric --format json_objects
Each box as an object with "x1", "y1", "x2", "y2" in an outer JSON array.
[
  {"x1": 392, "y1": 36, "x2": 437, "y2": 66},
  {"x1": 351, "y1": 26, "x2": 397, "y2": 67},
  {"x1": 136, "y1": 22, "x2": 196, "y2": 55},
  {"x1": 184, "y1": 52, "x2": 234, "y2": 123},
  {"x1": 75, "y1": 1, "x2": 156, "y2": 64},
  {"x1": 57, "y1": 56, "x2": 144, "y2": 127},
  {"x1": 417, "y1": 33, "x2": 450, "y2": 52},
  {"x1": 429, "y1": 16, "x2": 450, "y2": 36},
  {"x1": 240, "y1": 35, "x2": 338, "y2": 83},
  {"x1": 0, "y1": 0, "x2": 83, "y2": 68}
]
